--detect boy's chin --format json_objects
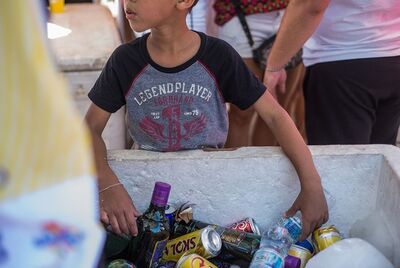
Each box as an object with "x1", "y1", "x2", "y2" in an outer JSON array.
[{"x1": 129, "y1": 22, "x2": 149, "y2": 33}]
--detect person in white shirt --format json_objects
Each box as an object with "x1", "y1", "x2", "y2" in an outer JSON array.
[
  {"x1": 264, "y1": 0, "x2": 400, "y2": 145},
  {"x1": 186, "y1": 0, "x2": 218, "y2": 36}
]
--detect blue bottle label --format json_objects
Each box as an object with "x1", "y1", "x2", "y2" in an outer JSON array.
[
  {"x1": 147, "y1": 238, "x2": 168, "y2": 268},
  {"x1": 251, "y1": 248, "x2": 284, "y2": 268},
  {"x1": 282, "y1": 217, "x2": 302, "y2": 241}
]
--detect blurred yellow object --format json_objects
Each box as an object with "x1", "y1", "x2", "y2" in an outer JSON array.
[
  {"x1": 0, "y1": 0, "x2": 94, "y2": 201},
  {"x1": 0, "y1": 2, "x2": 103, "y2": 266},
  {"x1": 50, "y1": 0, "x2": 65, "y2": 13}
]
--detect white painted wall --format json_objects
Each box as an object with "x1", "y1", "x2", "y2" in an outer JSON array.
[{"x1": 107, "y1": 145, "x2": 400, "y2": 267}]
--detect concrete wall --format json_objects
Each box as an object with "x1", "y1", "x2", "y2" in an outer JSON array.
[{"x1": 107, "y1": 145, "x2": 400, "y2": 266}]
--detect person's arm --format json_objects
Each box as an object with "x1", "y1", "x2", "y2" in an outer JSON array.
[
  {"x1": 254, "y1": 90, "x2": 328, "y2": 240},
  {"x1": 263, "y1": 0, "x2": 330, "y2": 96},
  {"x1": 85, "y1": 103, "x2": 140, "y2": 236}
]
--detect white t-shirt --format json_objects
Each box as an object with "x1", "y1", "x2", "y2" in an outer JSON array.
[
  {"x1": 186, "y1": 0, "x2": 218, "y2": 36},
  {"x1": 303, "y1": 0, "x2": 400, "y2": 66}
]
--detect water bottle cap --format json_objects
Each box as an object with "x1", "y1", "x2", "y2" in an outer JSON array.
[{"x1": 151, "y1": 181, "x2": 171, "y2": 206}]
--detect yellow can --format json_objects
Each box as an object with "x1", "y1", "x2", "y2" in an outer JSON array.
[
  {"x1": 312, "y1": 225, "x2": 342, "y2": 252},
  {"x1": 162, "y1": 226, "x2": 221, "y2": 262},
  {"x1": 176, "y1": 253, "x2": 217, "y2": 268},
  {"x1": 288, "y1": 240, "x2": 314, "y2": 268}
]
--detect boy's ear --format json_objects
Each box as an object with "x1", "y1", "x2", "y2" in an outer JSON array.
[{"x1": 176, "y1": 0, "x2": 196, "y2": 11}]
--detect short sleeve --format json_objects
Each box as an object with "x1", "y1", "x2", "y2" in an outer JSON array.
[
  {"x1": 203, "y1": 38, "x2": 267, "y2": 110},
  {"x1": 88, "y1": 47, "x2": 126, "y2": 113}
]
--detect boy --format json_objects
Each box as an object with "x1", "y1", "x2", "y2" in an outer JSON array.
[{"x1": 85, "y1": 0, "x2": 328, "y2": 241}]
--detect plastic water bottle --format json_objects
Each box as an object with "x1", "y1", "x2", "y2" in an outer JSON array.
[{"x1": 249, "y1": 215, "x2": 302, "y2": 268}]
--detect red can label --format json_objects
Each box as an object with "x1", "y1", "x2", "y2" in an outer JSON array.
[{"x1": 226, "y1": 218, "x2": 260, "y2": 235}]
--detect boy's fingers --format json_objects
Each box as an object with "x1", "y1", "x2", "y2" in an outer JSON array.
[
  {"x1": 109, "y1": 215, "x2": 121, "y2": 235},
  {"x1": 301, "y1": 219, "x2": 321, "y2": 241},
  {"x1": 125, "y1": 210, "x2": 139, "y2": 236},
  {"x1": 118, "y1": 214, "x2": 130, "y2": 236},
  {"x1": 285, "y1": 202, "x2": 299, "y2": 218},
  {"x1": 299, "y1": 220, "x2": 311, "y2": 241},
  {"x1": 100, "y1": 210, "x2": 110, "y2": 225}
]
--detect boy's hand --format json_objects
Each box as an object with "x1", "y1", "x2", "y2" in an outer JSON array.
[
  {"x1": 285, "y1": 184, "x2": 329, "y2": 241},
  {"x1": 100, "y1": 185, "x2": 141, "y2": 236}
]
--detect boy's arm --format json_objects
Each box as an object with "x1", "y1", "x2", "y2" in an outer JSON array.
[
  {"x1": 85, "y1": 103, "x2": 140, "y2": 236},
  {"x1": 254, "y1": 90, "x2": 328, "y2": 240}
]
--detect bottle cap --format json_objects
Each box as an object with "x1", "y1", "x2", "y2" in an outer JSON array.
[
  {"x1": 285, "y1": 255, "x2": 301, "y2": 268},
  {"x1": 151, "y1": 181, "x2": 171, "y2": 206}
]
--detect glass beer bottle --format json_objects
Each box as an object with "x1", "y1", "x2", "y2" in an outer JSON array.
[{"x1": 134, "y1": 181, "x2": 171, "y2": 268}]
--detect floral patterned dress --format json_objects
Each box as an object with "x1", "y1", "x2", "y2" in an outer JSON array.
[{"x1": 213, "y1": 0, "x2": 289, "y2": 26}]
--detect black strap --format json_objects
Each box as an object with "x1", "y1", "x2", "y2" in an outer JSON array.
[{"x1": 231, "y1": 0, "x2": 254, "y2": 47}]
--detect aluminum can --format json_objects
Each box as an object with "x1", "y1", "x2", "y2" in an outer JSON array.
[
  {"x1": 162, "y1": 226, "x2": 222, "y2": 262},
  {"x1": 107, "y1": 259, "x2": 136, "y2": 268},
  {"x1": 312, "y1": 225, "x2": 342, "y2": 252},
  {"x1": 176, "y1": 253, "x2": 218, "y2": 268},
  {"x1": 288, "y1": 240, "x2": 314, "y2": 268},
  {"x1": 173, "y1": 220, "x2": 261, "y2": 261},
  {"x1": 165, "y1": 204, "x2": 177, "y2": 229},
  {"x1": 226, "y1": 217, "x2": 261, "y2": 235}
]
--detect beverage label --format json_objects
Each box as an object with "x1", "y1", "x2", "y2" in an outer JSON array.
[
  {"x1": 165, "y1": 204, "x2": 177, "y2": 229},
  {"x1": 250, "y1": 248, "x2": 284, "y2": 268},
  {"x1": 227, "y1": 218, "x2": 261, "y2": 235},
  {"x1": 288, "y1": 243, "x2": 313, "y2": 268},
  {"x1": 281, "y1": 217, "x2": 302, "y2": 241},
  {"x1": 312, "y1": 226, "x2": 342, "y2": 252},
  {"x1": 221, "y1": 229, "x2": 247, "y2": 246},
  {"x1": 162, "y1": 229, "x2": 203, "y2": 262},
  {"x1": 148, "y1": 238, "x2": 168, "y2": 268},
  {"x1": 177, "y1": 253, "x2": 218, "y2": 268}
]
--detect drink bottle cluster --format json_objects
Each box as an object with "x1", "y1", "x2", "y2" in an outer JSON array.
[{"x1": 249, "y1": 215, "x2": 302, "y2": 268}]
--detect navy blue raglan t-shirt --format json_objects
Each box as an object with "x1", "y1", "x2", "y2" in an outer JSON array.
[{"x1": 88, "y1": 32, "x2": 266, "y2": 152}]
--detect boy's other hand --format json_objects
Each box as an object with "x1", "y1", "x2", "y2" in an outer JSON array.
[
  {"x1": 285, "y1": 184, "x2": 329, "y2": 241},
  {"x1": 100, "y1": 185, "x2": 141, "y2": 236},
  {"x1": 263, "y1": 68, "x2": 287, "y2": 99}
]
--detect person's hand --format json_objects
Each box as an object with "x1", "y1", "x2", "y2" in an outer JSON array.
[
  {"x1": 285, "y1": 184, "x2": 329, "y2": 241},
  {"x1": 263, "y1": 68, "x2": 287, "y2": 99},
  {"x1": 100, "y1": 184, "x2": 141, "y2": 236}
]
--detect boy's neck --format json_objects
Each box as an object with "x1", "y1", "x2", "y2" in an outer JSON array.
[
  {"x1": 148, "y1": 26, "x2": 194, "y2": 52},
  {"x1": 147, "y1": 27, "x2": 201, "y2": 68}
]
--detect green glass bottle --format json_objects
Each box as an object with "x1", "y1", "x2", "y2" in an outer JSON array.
[
  {"x1": 133, "y1": 181, "x2": 171, "y2": 268},
  {"x1": 103, "y1": 182, "x2": 171, "y2": 267}
]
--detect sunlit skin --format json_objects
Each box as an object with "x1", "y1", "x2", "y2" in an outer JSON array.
[
  {"x1": 124, "y1": 0, "x2": 201, "y2": 68},
  {"x1": 124, "y1": 0, "x2": 178, "y2": 33}
]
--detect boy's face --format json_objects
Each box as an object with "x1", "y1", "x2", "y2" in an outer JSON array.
[{"x1": 124, "y1": 0, "x2": 182, "y2": 32}]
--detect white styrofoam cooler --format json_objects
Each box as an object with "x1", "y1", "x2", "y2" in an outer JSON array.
[{"x1": 107, "y1": 145, "x2": 400, "y2": 267}]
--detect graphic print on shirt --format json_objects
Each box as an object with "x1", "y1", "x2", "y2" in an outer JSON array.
[
  {"x1": 125, "y1": 62, "x2": 228, "y2": 151},
  {"x1": 139, "y1": 105, "x2": 207, "y2": 151}
]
